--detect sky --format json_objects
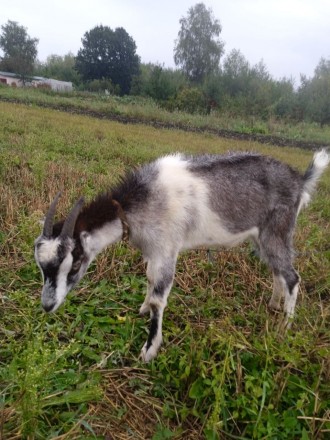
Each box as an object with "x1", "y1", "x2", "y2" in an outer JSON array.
[{"x1": 1, "y1": 0, "x2": 329, "y2": 84}]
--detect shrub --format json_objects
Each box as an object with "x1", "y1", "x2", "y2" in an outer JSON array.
[
  {"x1": 174, "y1": 87, "x2": 208, "y2": 114},
  {"x1": 85, "y1": 78, "x2": 120, "y2": 95}
]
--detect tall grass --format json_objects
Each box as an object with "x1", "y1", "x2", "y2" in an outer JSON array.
[{"x1": 0, "y1": 101, "x2": 329, "y2": 439}]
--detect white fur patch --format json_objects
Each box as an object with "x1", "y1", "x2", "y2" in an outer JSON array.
[
  {"x1": 52, "y1": 252, "x2": 74, "y2": 311},
  {"x1": 36, "y1": 238, "x2": 61, "y2": 264},
  {"x1": 297, "y1": 190, "x2": 311, "y2": 214},
  {"x1": 81, "y1": 219, "x2": 122, "y2": 258},
  {"x1": 283, "y1": 284, "x2": 299, "y2": 330},
  {"x1": 284, "y1": 282, "x2": 299, "y2": 318},
  {"x1": 141, "y1": 335, "x2": 162, "y2": 362},
  {"x1": 314, "y1": 149, "x2": 330, "y2": 170},
  {"x1": 40, "y1": 246, "x2": 75, "y2": 312},
  {"x1": 156, "y1": 155, "x2": 259, "y2": 251}
]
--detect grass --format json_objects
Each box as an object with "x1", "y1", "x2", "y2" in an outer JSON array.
[
  {"x1": 1, "y1": 84, "x2": 330, "y2": 146},
  {"x1": 0, "y1": 100, "x2": 329, "y2": 439}
]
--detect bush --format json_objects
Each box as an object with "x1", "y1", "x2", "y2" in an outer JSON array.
[
  {"x1": 133, "y1": 64, "x2": 187, "y2": 102},
  {"x1": 174, "y1": 87, "x2": 208, "y2": 114},
  {"x1": 202, "y1": 74, "x2": 223, "y2": 111},
  {"x1": 272, "y1": 96, "x2": 297, "y2": 119},
  {"x1": 85, "y1": 78, "x2": 120, "y2": 95}
]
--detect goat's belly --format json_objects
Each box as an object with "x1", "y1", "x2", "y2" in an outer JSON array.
[{"x1": 182, "y1": 225, "x2": 259, "y2": 250}]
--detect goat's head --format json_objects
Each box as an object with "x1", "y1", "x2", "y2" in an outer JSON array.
[{"x1": 35, "y1": 193, "x2": 89, "y2": 313}]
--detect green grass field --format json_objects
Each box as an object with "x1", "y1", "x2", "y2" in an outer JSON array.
[
  {"x1": 1, "y1": 85, "x2": 330, "y2": 146},
  {"x1": 0, "y1": 99, "x2": 329, "y2": 439}
]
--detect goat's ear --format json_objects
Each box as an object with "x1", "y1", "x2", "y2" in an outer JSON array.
[
  {"x1": 80, "y1": 231, "x2": 91, "y2": 249},
  {"x1": 80, "y1": 231, "x2": 94, "y2": 257}
]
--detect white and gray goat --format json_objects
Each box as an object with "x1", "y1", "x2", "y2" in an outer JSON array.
[{"x1": 35, "y1": 150, "x2": 329, "y2": 361}]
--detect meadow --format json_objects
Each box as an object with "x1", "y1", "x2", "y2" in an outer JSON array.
[
  {"x1": 1, "y1": 85, "x2": 330, "y2": 146},
  {"x1": 0, "y1": 98, "x2": 329, "y2": 439}
]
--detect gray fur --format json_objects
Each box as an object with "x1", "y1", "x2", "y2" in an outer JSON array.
[{"x1": 188, "y1": 153, "x2": 303, "y2": 233}]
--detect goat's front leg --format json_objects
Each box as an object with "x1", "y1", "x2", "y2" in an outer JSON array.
[
  {"x1": 268, "y1": 273, "x2": 284, "y2": 311},
  {"x1": 140, "y1": 259, "x2": 175, "y2": 362},
  {"x1": 139, "y1": 276, "x2": 153, "y2": 316}
]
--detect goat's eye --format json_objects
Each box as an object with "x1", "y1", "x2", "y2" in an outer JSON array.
[{"x1": 72, "y1": 260, "x2": 82, "y2": 272}]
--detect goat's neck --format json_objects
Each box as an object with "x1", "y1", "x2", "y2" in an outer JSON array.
[
  {"x1": 75, "y1": 195, "x2": 126, "y2": 258},
  {"x1": 81, "y1": 218, "x2": 123, "y2": 259}
]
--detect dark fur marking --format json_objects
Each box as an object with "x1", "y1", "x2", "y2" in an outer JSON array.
[
  {"x1": 38, "y1": 240, "x2": 72, "y2": 288},
  {"x1": 281, "y1": 269, "x2": 300, "y2": 294},
  {"x1": 154, "y1": 281, "x2": 165, "y2": 296},
  {"x1": 146, "y1": 306, "x2": 159, "y2": 350},
  {"x1": 67, "y1": 237, "x2": 85, "y2": 280},
  {"x1": 75, "y1": 193, "x2": 118, "y2": 233},
  {"x1": 51, "y1": 164, "x2": 158, "y2": 238},
  {"x1": 153, "y1": 266, "x2": 175, "y2": 296},
  {"x1": 112, "y1": 164, "x2": 157, "y2": 211},
  {"x1": 42, "y1": 263, "x2": 58, "y2": 288}
]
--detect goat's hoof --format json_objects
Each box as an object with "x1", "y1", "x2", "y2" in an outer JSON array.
[
  {"x1": 268, "y1": 300, "x2": 281, "y2": 312},
  {"x1": 139, "y1": 303, "x2": 151, "y2": 316},
  {"x1": 140, "y1": 342, "x2": 159, "y2": 362},
  {"x1": 277, "y1": 314, "x2": 293, "y2": 333}
]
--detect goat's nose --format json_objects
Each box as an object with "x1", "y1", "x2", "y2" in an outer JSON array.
[{"x1": 42, "y1": 302, "x2": 55, "y2": 313}]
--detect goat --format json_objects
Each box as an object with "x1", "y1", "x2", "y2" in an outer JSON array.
[{"x1": 34, "y1": 150, "x2": 329, "y2": 361}]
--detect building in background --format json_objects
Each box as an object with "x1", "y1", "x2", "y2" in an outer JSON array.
[{"x1": 0, "y1": 71, "x2": 73, "y2": 91}]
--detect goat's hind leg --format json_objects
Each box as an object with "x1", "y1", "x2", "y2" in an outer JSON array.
[
  {"x1": 268, "y1": 267, "x2": 300, "y2": 330},
  {"x1": 281, "y1": 267, "x2": 300, "y2": 329},
  {"x1": 259, "y1": 219, "x2": 300, "y2": 330},
  {"x1": 269, "y1": 270, "x2": 300, "y2": 329}
]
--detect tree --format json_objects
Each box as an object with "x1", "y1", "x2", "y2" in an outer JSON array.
[
  {"x1": 221, "y1": 50, "x2": 279, "y2": 117},
  {"x1": 136, "y1": 63, "x2": 185, "y2": 101},
  {"x1": 0, "y1": 20, "x2": 38, "y2": 81},
  {"x1": 272, "y1": 78, "x2": 297, "y2": 119},
  {"x1": 222, "y1": 49, "x2": 250, "y2": 96},
  {"x1": 75, "y1": 25, "x2": 140, "y2": 95},
  {"x1": 35, "y1": 52, "x2": 81, "y2": 85},
  {"x1": 298, "y1": 57, "x2": 330, "y2": 126},
  {"x1": 174, "y1": 3, "x2": 224, "y2": 83}
]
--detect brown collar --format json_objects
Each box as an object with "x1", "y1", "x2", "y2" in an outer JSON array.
[{"x1": 112, "y1": 199, "x2": 129, "y2": 242}]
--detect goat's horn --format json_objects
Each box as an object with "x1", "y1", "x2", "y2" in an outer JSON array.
[
  {"x1": 43, "y1": 192, "x2": 62, "y2": 238},
  {"x1": 60, "y1": 197, "x2": 84, "y2": 238}
]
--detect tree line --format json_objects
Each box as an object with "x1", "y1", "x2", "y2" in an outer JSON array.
[{"x1": 0, "y1": 3, "x2": 329, "y2": 126}]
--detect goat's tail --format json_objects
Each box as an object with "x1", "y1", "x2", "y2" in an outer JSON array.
[{"x1": 300, "y1": 149, "x2": 329, "y2": 210}]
